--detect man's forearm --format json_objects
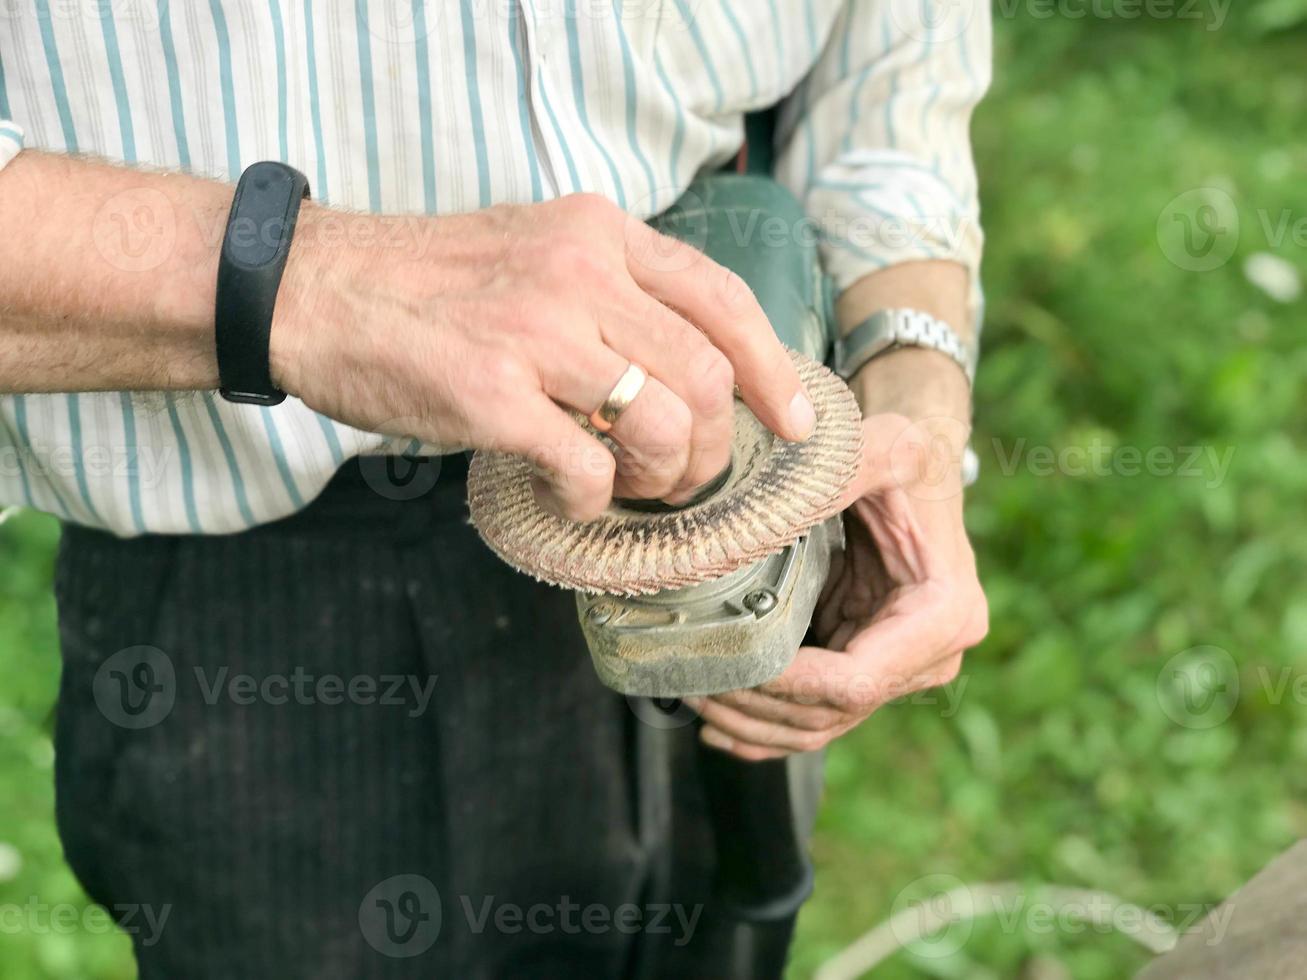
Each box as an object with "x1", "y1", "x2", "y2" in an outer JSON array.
[
  {"x1": 835, "y1": 259, "x2": 974, "y2": 426},
  {"x1": 0, "y1": 150, "x2": 230, "y2": 393}
]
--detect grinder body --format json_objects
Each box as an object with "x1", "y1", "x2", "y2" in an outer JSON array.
[{"x1": 587, "y1": 174, "x2": 844, "y2": 980}]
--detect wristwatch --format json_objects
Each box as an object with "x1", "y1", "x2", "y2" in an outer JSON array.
[
  {"x1": 835, "y1": 307, "x2": 981, "y2": 488},
  {"x1": 834, "y1": 308, "x2": 975, "y2": 386},
  {"x1": 215, "y1": 161, "x2": 311, "y2": 406}
]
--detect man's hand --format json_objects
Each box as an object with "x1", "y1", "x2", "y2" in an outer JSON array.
[
  {"x1": 0, "y1": 153, "x2": 816, "y2": 522},
  {"x1": 274, "y1": 194, "x2": 815, "y2": 520},
  {"x1": 690, "y1": 263, "x2": 988, "y2": 761}
]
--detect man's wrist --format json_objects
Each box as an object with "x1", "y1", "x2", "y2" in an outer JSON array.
[
  {"x1": 850, "y1": 347, "x2": 972, "y2": 426},
  {"x1": 267, "y1": 201, "x2": 330, "y2": 398}
]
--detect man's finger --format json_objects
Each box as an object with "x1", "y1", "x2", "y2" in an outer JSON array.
[
  {"x1": 700, "y1": 724, "x2": 793, "y2": 762},
  {"x1": 838, "y1": 415, "x2": 906, "y2": 508},
  {"x1": 762, "y1": 593, "x2": 956, "y2": 709},
  {"x1": 602, "y1": 295, "x2": 736, "y2": 495},
  {"x1": 694, "y1": 698, "x2": 823, "y2": 753},
  {"x1": 602, "y1": 376, "x2": 694, "y2": 500},
  {"x1": 708, "y1": 689, "x2": 844, "y2": 731},
  {"x1": 540, "y1": 348, "x2": 695, "y2": 501},
  {"x1": 503, "y1": 395, "x2": 616, "y2": 522},
  {"x1": 624, "y1": 220, "x2": 815, "y2": 443}
]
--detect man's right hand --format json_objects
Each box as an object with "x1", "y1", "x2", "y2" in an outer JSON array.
[
  {"x1": 0, "y1": 153, "x2": 813, "y2": 521},
  {"x1": 271, "y1": 193, "x2": 816, "y2": 521}
]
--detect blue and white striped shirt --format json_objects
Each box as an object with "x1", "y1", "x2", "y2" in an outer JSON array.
[{"x1": 0, "y1": 0, "x2": 990, "y2": 535}]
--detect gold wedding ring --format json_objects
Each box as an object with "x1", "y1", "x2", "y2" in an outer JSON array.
[{"x1": 589, "y1": 363, "x2": 648, "y2": 433}]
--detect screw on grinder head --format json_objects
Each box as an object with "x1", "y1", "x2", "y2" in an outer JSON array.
[{"x1": 467, "y1": 349, "x2": 862, "y2": 698}]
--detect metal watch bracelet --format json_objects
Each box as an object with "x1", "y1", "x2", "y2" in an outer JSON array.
[
  {"x1": 834, "y1": 308, "x2": 975, "y2": 386},
  {"x1": 835, "y1": 308, "x2": 980, "y2": 487}
]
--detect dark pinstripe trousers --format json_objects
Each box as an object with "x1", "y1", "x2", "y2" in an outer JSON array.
[{"x1": 52, "y1": 456, "x2": 721, "y2": 979}]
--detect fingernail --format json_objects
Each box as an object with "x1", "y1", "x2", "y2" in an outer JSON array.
[
  {"x1": 683, "y1": 696, "x2": 705, "y2": 713},
  {"x1": 701, "y1": 726, "x2": 732, "y2": 751},
  {"x1": 789, "y1": 391, "x2": 817, "y2": 441}
]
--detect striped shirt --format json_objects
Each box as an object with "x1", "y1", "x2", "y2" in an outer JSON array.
[{"x1": 0, "y1": 0, "x2": 990, "y2": 536}]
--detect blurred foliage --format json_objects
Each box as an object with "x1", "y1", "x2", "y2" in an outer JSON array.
[
  {"x1": 2, "y1": 4, "x2": 1306, "y2": 979},
  {"x1": 0, "y1": 514, "x2": 135, "y2": 975},
  {"x1": 792, "y1": 4, "x2": 1307, "y2": 979}
]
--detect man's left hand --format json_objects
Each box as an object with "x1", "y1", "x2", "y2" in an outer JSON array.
[{"x1": 689, "y1": 347, "x2": 989, "y2": 761}]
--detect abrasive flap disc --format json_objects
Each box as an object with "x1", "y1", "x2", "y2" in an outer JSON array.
[{"x1": 467, "y1": 350, "x2": 863, "y2": 597}]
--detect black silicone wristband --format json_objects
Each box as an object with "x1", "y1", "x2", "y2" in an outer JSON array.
[{"x1": 216, "y1": 161, "x2": 310, "y2": 406}]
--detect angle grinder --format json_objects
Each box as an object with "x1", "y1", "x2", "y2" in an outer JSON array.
[
  {"x1": 467, "y1": 174, "x2": 860, "y2": 979},
  {"x1": 468, "y1": 177, "x2": 861, "y2": 698}
]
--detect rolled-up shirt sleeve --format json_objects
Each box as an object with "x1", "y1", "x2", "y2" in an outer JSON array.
[
  {"x1": 0, "y1": 121, "x2": 23, "y2": 171},
  {"x1": 775, "y1": 0, "x2": 992, "y2": 326}
]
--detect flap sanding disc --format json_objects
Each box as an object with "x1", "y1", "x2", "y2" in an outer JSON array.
[{"x1": 467, "y1": 350, "x2": 863, "y2": 597}]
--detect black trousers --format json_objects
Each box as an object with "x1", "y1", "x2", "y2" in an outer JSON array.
[{"x1": 52, "y1": 456, "x2": 728, "y2": 979}]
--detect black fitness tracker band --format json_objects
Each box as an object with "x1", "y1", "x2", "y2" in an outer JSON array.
[{"x1": 216, "y1": 161, "x2": 310, "y2": 406}]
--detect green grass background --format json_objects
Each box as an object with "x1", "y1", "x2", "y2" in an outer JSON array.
[{"x1": 2, "y1": 4, "x2": 1306, "y2": 977}]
